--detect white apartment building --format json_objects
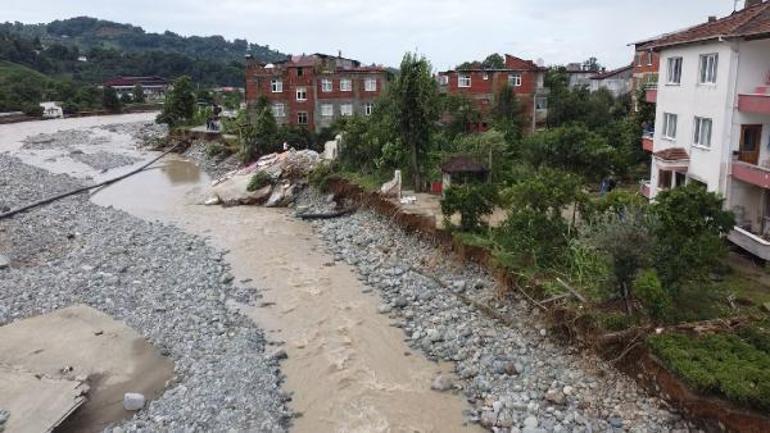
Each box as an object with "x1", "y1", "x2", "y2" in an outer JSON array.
[{"x1": 642, "y1": 0, "x2": 770, "y2": 259}]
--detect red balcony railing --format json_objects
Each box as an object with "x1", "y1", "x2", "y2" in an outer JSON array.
[
  {"x1": 642, "y1": 130, "x2": 654, "y2": 152},
  {"x1": 732, "y1": 160, "x2": 770, "y2": 189}
]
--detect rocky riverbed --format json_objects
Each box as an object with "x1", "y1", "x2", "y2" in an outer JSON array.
[
  {"x1": 293, "y1": 192, "x2": 698, "y2": 433},
  {"x1": 0, "y1": 143, "x2": 291, "y2": 430}
]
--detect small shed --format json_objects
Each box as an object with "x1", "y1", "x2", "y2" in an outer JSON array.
[{"x1": 440, "y1": 155, "x2": 489, "y2": 193}]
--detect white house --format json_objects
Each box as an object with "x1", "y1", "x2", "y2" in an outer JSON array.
[
  {"x1": 589, "y1": 65, "x2": 633, "y2": 97},
  {"x1": 642, "y1": 0, "x2": 770, "y2": 259},
  {"x1": 39, "y1": 101, "x2": 63, "y2": 119}
]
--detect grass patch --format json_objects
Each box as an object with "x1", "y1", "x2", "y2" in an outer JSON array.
[
  {"x1": 247, "y1": 171, "x2": 272, "y2": 192},
  {"x1": 648, "y1": 332, "x2": 770, "y2": 412},
  {"x1": 453, "y1": 231, "x2": 497, "y2": 250},
  {"x1": 337, "y1": 170, "x2": 388, "y2": 192}
]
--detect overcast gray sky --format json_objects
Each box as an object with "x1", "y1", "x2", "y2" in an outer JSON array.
[{"x1": 1, "y1": 0, "x2": 739, "y2": 70}]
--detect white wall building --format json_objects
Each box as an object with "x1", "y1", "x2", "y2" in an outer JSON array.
[{"x1": 642, "y1": 0, "x2": 770, "y2": 259}]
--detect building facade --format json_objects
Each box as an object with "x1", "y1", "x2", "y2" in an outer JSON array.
[
  {"x1": 640, "y1": 0, "x2": 770, "y2": 259},
  {"x1": 103, "y1": 76, "x2": 170, "y2": 101},
  {"x1": 437, "y1": 54, "x2": 549, "y2": 133},
  {"x1": 244, "y1": 53, "x2": 388, "y2": 132},
  {"x1": 589, "y1": 65, "x2": 634, "y2": 97}
]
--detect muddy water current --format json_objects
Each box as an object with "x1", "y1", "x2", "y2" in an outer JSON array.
[{"x1": 3, "y1": 116, "x2": 484, "y2": 433}]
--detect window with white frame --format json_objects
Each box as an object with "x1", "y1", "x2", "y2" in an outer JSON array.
[
  {"x1": 693, "y1": 117, "x2": 712, "y2": 148},
  {"x1": 458, "y1": 74, "x2": 471, "y2": 88},
  {"x1": 364, "y1": 103, "x2": 374, "y2": 116},
  {"x1": 296, "y1": 87, "x2": 307, "y2": 101},
  {"x1": 321, "y1": 79, "x2": 333, "y2": 92},
  {"x1": 647, "y1": 52, "x2": 653, "y2": 66},
  {"x1": 321, "y1": 104, "x2": 333, "y2": 117},
  {"x1": 297, "y1": 111, "x2": 308, "y2": 125},
  {"x1": 536, "y1": 96, "x2": 548, "y2": 110},
  {"x1": 667, "y1": 57, "x2": 682, "y2": 84},
  {"x1": 438, "y1": 75, "x2": 449, "y2": 86},
  {"x1": 636, "y1": 53, "x2": 643, "y2": 66},
  {"x1": 340, "y1": 79, "x2": 352, "y2": 92},
  {"x1": 340, "y1": 104, "x2": 353, "y2": 117},
  {"x1": 508, "y1": 73, "x2": 522, "y2": 87},
  {"x1": 364, "y1": 78, "x2": 377, "y2": 92},
  {"x1": 663, "y1": 113, "x2": 678, "y2": 139},
  {"x1": 271, "y1": 78, "x2": 283, "y2": 93},
  {"x1": 483, "y1": 73, "x2": 489, "y2": 81},
  {"x1": 699, "y1": 53, "x2": 718, "y2": 84},
  {"x1": 271, "y1": 103, "x2": 285, "y2": 118}
]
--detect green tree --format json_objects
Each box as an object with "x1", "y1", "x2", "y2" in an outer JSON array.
[
  {"x1": 522, "y1": 124, "x2": 615, "y2": 181},
  {"x1": 481, "y1": 53, "x2": 505, "y2": 69},
  {"x1": 441, "y1": 182, "x2": 497, "y2": 232},
  {"x1": 491, "y1": 83, "x2": 524, "y2": 143},
  {"x1": 651, "y1": 184, "x2": 735, "y2": 289},
  {"x1": 388, "y1": 52, "x2": 439, "y2": 191},
  {"x1": 439, "y1": 94, "x2": 481, "y2": 139},
  {"x1": 241, "y1": 96, "x2": 278, "y2": 162},
  {"x1": 102, "y1": 86, "x2": 122, "y2": 113},
  {"x1": 132, "y1": 84, "x2": 146, "y2": 103},
  {"x1": 156, "y1": 75, "x2": 196, "y2": 127}
]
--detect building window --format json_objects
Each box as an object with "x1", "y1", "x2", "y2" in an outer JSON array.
[
  {"x1": 636, "y1": 53, "x2": 643, "y2": 67},
  {"x1": 271, "y1": 103, "x2": 285, "y2": 118},
  {"x1": 297, "y1": 67, "x2": 304, "y2": 77},
  {"x1": 321, "y1": 104, "x2": 333, "y2": 117},
  {"x1": 458, "y1": 74, "x2": 471, "y2": 88},
  {"x1": 483, "y1": 73, "x2": 490, "y2": 81},
  {"x1": 365, "y1": 78, "x2": 377, "y2": 92},
  {"x1": 508, "y1": 73, "x2": 522, "y2": 87},
  {"x1": 296, "y1": 87, "x2": 307, "y2": 101},
  {"x1": 297, "y1": 111, "x2": 308, "y2": 125},
  {"x1": 699, "y1": 53, "x2": 718, "y2": 84},
  {"x1": 321, "y1": 79, "x2": 333, "y2": 92},
  {"x1": 271, "y1": 78, "x2": 283, "y2": 93},
  {"x1": 340, "y1": 104, "x2": 353, "y2": 117},
  {"x1": 647, "y1": 52, "x2": 653, "y2": 66},
  {"x1": 536, "y1": 96, "x2": 548, "y2": 110},
  {"x1": 438, "y1": 75, "x2": 449, "y2": 86},
  {"x1": 667, "y1": 57, "x2": 682, "y2": 84},
  {"x1": 693, "y1": 117, "x2": 713, "y2": 148},
  {"x1": 340, "y1": 79, "x2": 352, "y2": 91},
  {"x1": 663, "y1": 113, "x2": 678, "y2": 139},
  {"x1": 364, "y1": 103, "x2": 374, "y2": 116}
]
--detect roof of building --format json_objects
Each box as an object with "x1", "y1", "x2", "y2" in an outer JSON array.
[
  {"x1": 265, "y1": 53, "x2": 386, "y2": 72},
  {"x1": 442, "y1": 54, "x2": 545, "y2": 74},
  {"x1": 104, "y1": 76, "x2": 169, "y2": 87},
  {"x1": 653, "y1": 147, "x2": 690, "y2": 161},
  {"x1": 646, "y1": 1, "x2": 770, "y2": 49},
  {"x1": 590, "y1": 64, "x2": 633, "y2": 80},
  {"x1": 441, "y1": 156, "x2": 489, "y2": 173}
]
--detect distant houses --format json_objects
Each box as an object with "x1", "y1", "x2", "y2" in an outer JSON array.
[
  {"x1": 436, "y1": 54, "x2": 549, "y2": 133},
  {"x1": 244, "y1": 53, "x2": 389, "y2": 133},
  {"x1": 103, "y1": 76, "x2": 170, "y2": 101}
]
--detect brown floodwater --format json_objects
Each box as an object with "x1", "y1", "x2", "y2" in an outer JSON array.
[
  {"x1": 90, "y1": 159, "x2": 484, "y2": 433},
  {"x1": 1, "y1": 115, "x2": 484, "y2": 433}
]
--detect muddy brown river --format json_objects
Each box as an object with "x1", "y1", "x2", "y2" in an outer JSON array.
[{"x1": 3, "y1": 115, "x2": 484, "y2": 433}]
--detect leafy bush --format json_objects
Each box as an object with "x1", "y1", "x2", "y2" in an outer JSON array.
[
  {"x1": 247, "y1": 171, "x2": 272, "y2": 192},
  {"x1": 206, "y1": 143, "x2": 228, "y2": 158},
  {"x1": 521, "y1": 124, "x2": 615, "y2": 181},
  {"x1": 648, "y1": 333, "x2": 770, "y2": 412},
  {"x1": 308, "y1": 162, "x2": 338, "y2": 192},
  {"x1": 441, "y1": 182, "x2": 497, "y2": 232},
  {"x1": 581, "y1": 206, "x2": 654, "y2": 311},
  {"x1": 652, "y1": 184, "x2": 735, "y2": 290},
  {"x1": 633, "y1": 269, "x2": 671, "y2": 320}
]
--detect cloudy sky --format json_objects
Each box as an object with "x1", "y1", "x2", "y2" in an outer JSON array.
[{"x1": 2, "y1": 0, "x2": 739, "y2": 70}]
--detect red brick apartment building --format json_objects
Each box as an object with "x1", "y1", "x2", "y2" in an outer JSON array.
[
  {"x1": 245, "y1": 53, "x2": 389, "y2": 132},
  {"x1": 630, "y1": 39, "x2": 661, "y2": 113},
  {"x1": 437, "y1": 54, "x2": 549, "y2": 132}
]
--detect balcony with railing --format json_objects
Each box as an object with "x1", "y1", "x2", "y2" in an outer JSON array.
[
  {"x1": 732, "y1": 159, "x2": 770, "y2": 189},
  {"x1": 738, "y1": 85, "x2": 770, "y2": 115},
  {"x1": 641, "y1": 129, "x2": 654, "y2": 152},
  {"x1": 728, "y1": 227, "x2": 770, "y2": 261},
  {"x1": 644, "y1": 83, "x2": 657, "y2": 104}
]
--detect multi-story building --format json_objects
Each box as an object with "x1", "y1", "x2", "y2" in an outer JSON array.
[
  {"x1": 103, "y1": 76, "x2": 170, "y2": 101},
  {"x1": 437, "y1": 54, "x2": 549, "y2": 133},
  {"x1": 244, "y1": 53, "x2": 388, "y2": 132},
  {"x1": 630, "y1": 39, "x2": 661, "y2": 108},
  {"x1": 640, "y1": 0, "x2": 770, "y2": 259},
  {"x1": 589, "y1": 65, "x2": 634, "y2": 97}
]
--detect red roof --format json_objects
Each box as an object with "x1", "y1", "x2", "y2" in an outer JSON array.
[
  {"x1": 647, "y1": 2, "x2": 770, "y2": 49},
  {"x1": 654, "y1": 147, "x2": 690, "y2": 161},
  {"x1": 104, "y1": 76, "x2": 168, "y2": 87}
]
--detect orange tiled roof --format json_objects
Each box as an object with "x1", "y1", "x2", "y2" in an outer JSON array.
[
  {"x1": 654, "y1": 147, "x2": 690, "y2": 161},
  {"x1": 647, "y1": 2, "x2": 770, "y2": 49}
]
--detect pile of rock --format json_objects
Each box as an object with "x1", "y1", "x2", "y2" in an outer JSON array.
[{"x1": 206, "y1": 149, "x2": 321, "y2": 207}]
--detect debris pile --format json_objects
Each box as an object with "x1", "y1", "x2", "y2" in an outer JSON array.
[{"x1": 207, "y1": 149, "x2": 321, "y2": 207}]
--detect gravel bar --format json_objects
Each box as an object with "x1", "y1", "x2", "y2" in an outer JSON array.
[{"x1": 0, "y1": 154, "x2": 291, "y2": 433}]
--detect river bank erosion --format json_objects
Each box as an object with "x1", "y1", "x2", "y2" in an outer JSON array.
[{"x1": 0, "y1": 116, "x2": 697, "y2": 433}]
